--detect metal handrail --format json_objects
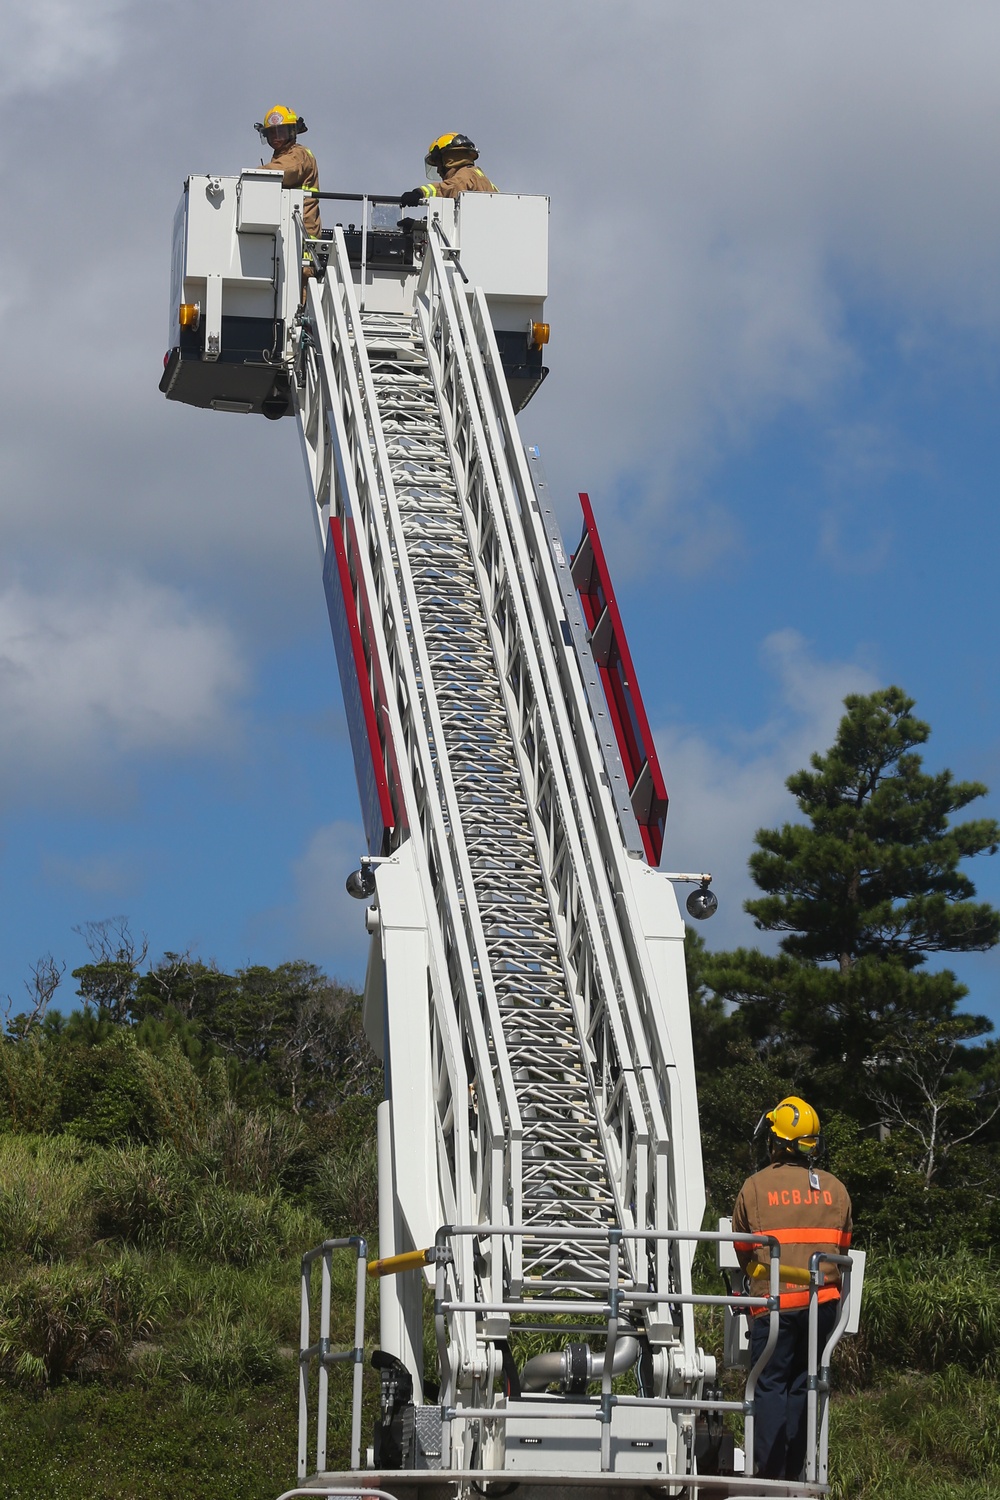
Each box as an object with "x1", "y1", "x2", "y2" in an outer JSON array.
[
  {"x1": 299, "y1": 1238, "x2": 369, "y2": 1478},
  {"x1": 296, "y1": 1224, "x2": 854, "y2": 1484},
  {"x1": 805, "y1": 1250, "x2": 854, "y2": 1485},
  {"x1": 277, "y1": 1490, "x2": 402, "y2": 1500},
  {"x1": 427, "y1": 1221, "x2": 855, "y2": 1482},
  {"x1": 431, "y1": 1222, "x2": 782, "y2": 1476}
]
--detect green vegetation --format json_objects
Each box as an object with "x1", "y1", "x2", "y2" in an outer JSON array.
[
  {"x1": 0, "y1": 944, "x2": 380, "y2": 1491},
  {"x1": 693, "y1": 687, "x2": 1000, "y2": 1250},
  {"x1": 1, "y1": 687, "x2": 998, "y2": 1494},
  {"x1": 830, "y1": 1369, "x2": 1000, "y2": 1499},
  {"x1": 690, "y1": 687, "x2": 1000, "y2": 1496}
]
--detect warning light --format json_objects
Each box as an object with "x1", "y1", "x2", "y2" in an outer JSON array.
[
  {"x1": 178, "y1": 303, "x2": 200, "y2": 329},
  {"x1": 530, "y1": 321, "x2": 550, "y2": 348}
]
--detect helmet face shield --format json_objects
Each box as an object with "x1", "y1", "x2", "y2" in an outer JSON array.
[
  {"x1": 255, "y1": 105, "x2": 306, "y2": 144},
  {"x1": 265, "y1": 123, "x2": 296, "y2": 149},
  {"x1": 425, "y1": 132, "x2": 478, "y2": 175}
]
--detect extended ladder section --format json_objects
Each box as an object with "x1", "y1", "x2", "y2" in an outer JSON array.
[
  {"x1": 161, "y1": 175, "x2": 856, "y2": 1495},
  {"x1": 363, "y1": 306, "x2": 619, "y2": 1273},
  {"x1": 295, "y1": 197, "x2": 716, "y2": 1467}
]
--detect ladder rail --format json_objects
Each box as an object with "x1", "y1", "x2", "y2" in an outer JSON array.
[
  {"x1": 358, "y1": 310, "x2": 619, "y2": 1290},
  {"x1": 306, "y1": 223, "x2": 702, "y2": 1339},
  {"x1": 463, "y1": 280, "x2": 703, "y2": 1323},
  {"x1": 420, "y1": 234, "x2": 703, "y2": 1313},
  {"x1": 296, "y1": 331, "x2": 334, "y2": 561},
  {"x1": 304, "y1": 254, "x2": 503, "y2": 1362},
  {"x1": 465, "y1": 284, "x2": 706, "y2": 1311},
  {"x1": 416, "y1": 240, "x2": 660, "y2": 1266},
  {"x1": 405, "y1": 267, "x2": 621, "y2": 1288}
]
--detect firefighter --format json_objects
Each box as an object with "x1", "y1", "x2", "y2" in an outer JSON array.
[
  {"x1": 254, "y1": 104, "x2": 322, "y2": 240},
  {"x1": 732, "y1": 1096, "x2": 852, "y2": 1482},
  {"x1": 399, "y1": 133, "x2": 498, "y2": 206}
]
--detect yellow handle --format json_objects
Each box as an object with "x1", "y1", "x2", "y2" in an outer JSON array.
[
  {"x1": 367, "y1": 1248, "x2": 432, "y2": 1279},
  {"x1": 748, "y1": 1261, "x2": 812, "y2": 1288}
]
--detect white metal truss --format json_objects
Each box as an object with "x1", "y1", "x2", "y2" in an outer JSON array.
[{"x1": 296, "y1": 224, "x2": 701, "y2": 1330}]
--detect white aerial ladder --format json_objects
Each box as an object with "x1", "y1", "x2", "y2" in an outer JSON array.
[{"x1": 161, "y1": 170, "x2": 859, "y2": 1500}]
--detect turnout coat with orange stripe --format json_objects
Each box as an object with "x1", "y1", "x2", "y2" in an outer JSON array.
[{"x1": 732, "y1": 1160, "x2": 852, "y2": 1313}]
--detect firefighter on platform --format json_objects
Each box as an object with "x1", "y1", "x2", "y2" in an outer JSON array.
[
  {"x1": 399, "y1": 133, "x2": 498, "y2": 206},
  {"x1": 255, "y1": 104, "x2": 322, "y2": 241},
  {"x1": 732, "y1": 1096, "x2": 852, "y2": 1482}
]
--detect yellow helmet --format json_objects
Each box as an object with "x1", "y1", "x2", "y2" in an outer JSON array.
[
  {"x1": 255, "y1": 104, "x2": 307, "y2": 139},
  {"x1": 425, "y1": 132, "x2": 478, "y2": 170},
  {"x1": 767, "y1": 1096, "x2": 821, "y2": 1154}
]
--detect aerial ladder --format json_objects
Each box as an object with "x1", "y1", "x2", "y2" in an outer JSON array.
[{"x1": 160, "y1": 169, "x2": 860, "y2": 1500}]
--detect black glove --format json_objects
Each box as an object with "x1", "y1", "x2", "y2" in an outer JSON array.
[{"x1": 399, "y1": 188, "x2": 424, "y2": 208}]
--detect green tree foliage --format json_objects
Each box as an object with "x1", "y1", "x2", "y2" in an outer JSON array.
[
  {"x1": 708, "y1": 688, "x2": 999, "y2": 1076},
  {"x1": 693, "y1": 686, "x2": 1000, "y2": 1249},
  {"x1": 71, "y1": 918, "x2": 148, "y2": 1025},
  {"x1": 749, "y1": 687, "x2": 999, "y2": 969}
]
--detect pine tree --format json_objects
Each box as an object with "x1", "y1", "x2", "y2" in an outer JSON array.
[{"x1": 703, "y1": 687, "x2": 1000, "y2": 1094}]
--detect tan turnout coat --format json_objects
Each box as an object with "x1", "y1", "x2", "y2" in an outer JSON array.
[
  {"x1": 732, "y1": 1160, "x2": 852, "y2": 1313},
  {"x1": 262, "y1": 141, "x2": 321, "y2": 237}
]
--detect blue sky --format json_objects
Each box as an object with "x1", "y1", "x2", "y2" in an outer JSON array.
[{"x1": 2, "y1": 1, "x2": 1000, "y2": 1028}]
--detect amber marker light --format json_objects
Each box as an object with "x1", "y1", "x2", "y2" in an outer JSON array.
[
  {"x1": 530, "y1": 321, "x2": 550, "y2": 348},
  {"x1": 178, "y1": 303, "x2": 200, "y2": 329}
]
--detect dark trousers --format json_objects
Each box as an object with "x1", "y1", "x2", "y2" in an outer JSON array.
[{"x1": 749, "y1": 1301, "x2": 837, "y2": 1480}]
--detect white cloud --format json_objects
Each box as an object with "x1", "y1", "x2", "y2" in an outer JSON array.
[
  {"x1": 290, "y1": 820, "x2": 372, "y2": 984},
  {"x1": 523, "y1": 1, "x2": 1000, "y2": 548},
  {"x1": 4, "y1": 1, "x2": 1000, "y2": 595},
  {"x1": 0, "y1": 576, "x2": 246, "y2": 802},
  {"x1": 40, "y1": 849, "x2": 140, "y2": 897},
  {"x1": 0, "y1": 1, "x2": 129, "y2": 95},
  {"x1": 656, "y1": 631, "x2": 880, "y2": 950}
]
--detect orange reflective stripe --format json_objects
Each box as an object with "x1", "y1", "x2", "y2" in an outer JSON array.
[
  {"x1": 749, "y1": 1285, "x2": 841, "y2": 1316},
  {"x1": 768, "y1": 1229, "x2": 851, "y2": 1247}
]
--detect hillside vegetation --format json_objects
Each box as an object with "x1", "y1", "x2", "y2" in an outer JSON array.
[
  {"x1": 0, "y1": 944, "x2": 381, "y2": 1494},
  {"x1": 5, "y1": 682, "x2": 1000, "y2": 1497}
]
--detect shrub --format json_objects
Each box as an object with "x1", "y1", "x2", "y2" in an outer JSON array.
[
  {"x1": 178, "y1": 1183, "x2": 320, "y2": 1267},
  {"x1": 0, "y1": 1037, "x2": 62, "y2": 1133},
  {"x1": 0, "y1": 1134, "x2": 95, "y2": 1260},
  {"x1": 91, "y1": 1144, "x2": 195, "y2": 1248},
  {"x1": 311, "y1": 1140, "x2": 378, "y2": 1236},
  {"x1": 173, "y1": 1314, "x2": 282, "y2": 1389},
  {"x1": 0, "y1": 1256, "x2": 158, "y2": 1388},
  {"x1": 192, "y1": 1102, "x2": 307, "y2": 1195},
  {"x1": 840, "y1": 1248, "x2": 1000, "y2": 1385}
]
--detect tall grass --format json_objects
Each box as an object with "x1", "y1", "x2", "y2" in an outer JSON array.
[
  {"x1": 841, "y1": 1248, "x2": 1000, "y2": 1385},
  {"x1": 831, "y1": 1367, "x2": 1000, "y2": 1498},
  {"x1": 91, "y1": 1145, "x2": 321, "y2": 1264},
  {"x1": 178, "y1": 1183, "x2": 320, "y2": 1266},
  {"x1": 311, "y1": 1140, "x2": 378, "y2": 1235},
  {"x1": 192, "y1": 1102, "x2": 307, "y2": 1195},
  {"x1": 173, "y1": 1313, "x2": 282, "y2": 1390},
  {"x1": 91, "y1": 1143, "x2": 193, "y2": 1248},
  {"x1": 0, "y1": 1134, "x2": 96, "y2": 1260},
  {"x1": 0, "y1": 1254, "x2": 159, "y2": 1388}
]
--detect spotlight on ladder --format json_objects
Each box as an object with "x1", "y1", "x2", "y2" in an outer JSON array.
[
  {"x1": 686, "y1": 881, "x2": 719, "y2": 921},
  {"x1": 346, "y1": 865, "x2": 377, "y2": 900}
]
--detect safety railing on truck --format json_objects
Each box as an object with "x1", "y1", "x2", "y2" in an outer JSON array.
[
  {"x1": 299, "y1": 1238, "x2": 369, "y2": 1477},
  {"x1": 310, "y1": 193, "x2": 423, "y2": 291},
  {"x1": 297, "y1": 1224, "x2": 856, "y2": 1487}
]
